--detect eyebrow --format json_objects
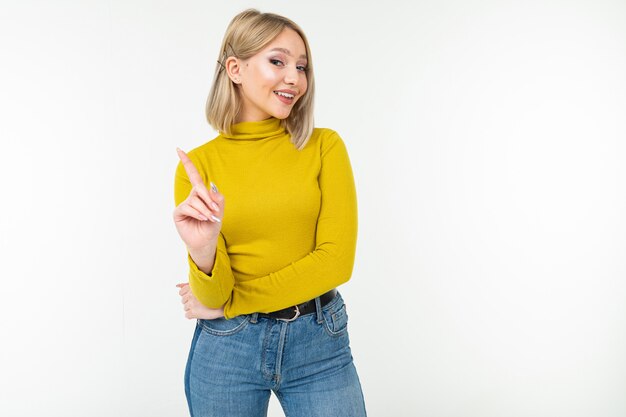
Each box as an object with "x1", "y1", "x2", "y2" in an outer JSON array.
[{"x1": 269, "y1": 47, "x2": 307, "y2": 61}]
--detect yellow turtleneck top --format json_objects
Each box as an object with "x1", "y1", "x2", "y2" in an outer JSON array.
[{"x1": 174, "y1": 117, "x2": 358, "y2": 319}]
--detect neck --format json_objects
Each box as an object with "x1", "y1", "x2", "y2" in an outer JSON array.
[{"x1": 220, "y1": 116, "x2": 287, "y2": 141}]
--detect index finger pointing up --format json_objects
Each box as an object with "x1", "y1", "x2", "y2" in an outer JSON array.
[{"x1": 176, "y1": 147, "x2": 204, "y2": 187}]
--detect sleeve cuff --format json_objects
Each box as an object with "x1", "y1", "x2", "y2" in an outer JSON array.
[
  {"x1": 186, "y1": 252, "x2": 230, "y2": 308},
  {"x1": 187, "y1": 252, "x2": 217, "y2": 279}
]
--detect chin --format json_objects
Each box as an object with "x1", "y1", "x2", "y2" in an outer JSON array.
[{"x1": 271, "y1": 110, "x2": 293, "y2": 120}]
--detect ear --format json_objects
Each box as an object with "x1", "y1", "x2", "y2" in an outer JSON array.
[{"x1": 225, "y1": 56, "x2": 243, "y2": 84}]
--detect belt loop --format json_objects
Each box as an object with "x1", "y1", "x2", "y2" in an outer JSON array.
[
  {"x1": 315, "y1": 296, "x2": 324, "y2": 324},
  {"x1": 250, "y1": 312, "x2": 258, "y2": 324}
]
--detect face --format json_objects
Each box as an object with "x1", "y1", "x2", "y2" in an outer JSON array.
[{"x1": 228, "y1": 28, "x2": 308, "y2": 123}]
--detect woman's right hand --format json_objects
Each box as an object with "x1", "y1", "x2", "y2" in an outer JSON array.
[{"x1": 173, "y1": 147, "x2": 225, "y2": 249}]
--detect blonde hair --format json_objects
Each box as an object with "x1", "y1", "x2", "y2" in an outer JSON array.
[{"x1": 206, "y1": 8, "x2": 316, "y2": 151}]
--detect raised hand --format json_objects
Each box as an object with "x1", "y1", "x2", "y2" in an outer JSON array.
[
  {"x1": 173, "y1": 147, "x2": 225, "y2": 250},
  {"x1": 176, "y1": 282, "x2": 225, "y2": 319}
]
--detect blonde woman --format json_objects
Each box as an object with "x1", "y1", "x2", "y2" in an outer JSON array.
[{"x1": 173, "y1": 9, "x2": 366, "y2": 417}]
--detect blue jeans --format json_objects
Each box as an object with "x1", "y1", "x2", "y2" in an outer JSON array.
[{"x1": 184, "y1": 291, "x2": 367, "y2": 417}]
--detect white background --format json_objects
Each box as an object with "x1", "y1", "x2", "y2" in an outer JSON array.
[{"x1": 1, "y1": 1, "x2": 625, "y2": 416}]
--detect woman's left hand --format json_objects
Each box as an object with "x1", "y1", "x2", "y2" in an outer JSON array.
[{"x1": 176, "y1": 283, "x2": 225, "y2": 320}]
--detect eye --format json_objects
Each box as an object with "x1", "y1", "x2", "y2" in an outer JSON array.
[{"x1": 270, "y1": 58, "x2": 307, "y2": 73}]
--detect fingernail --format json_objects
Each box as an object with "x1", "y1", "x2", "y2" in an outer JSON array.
[
  {"x1": 211, "y1": 202, "x2": 219, "y2": 211},
  {"x1": 210, "y1": 181, "x2": 218, "y2": 193},
  {"x1": 210, "y1": 214, "x2": 221, "y2": 223}
]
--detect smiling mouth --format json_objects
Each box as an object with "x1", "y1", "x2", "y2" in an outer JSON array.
[
  {"x1": 274, "y1": 91, "x2": 295, "y2": 104},
  {"x1": 274, "y1": 91, "x2": 295, "y2": 99}
]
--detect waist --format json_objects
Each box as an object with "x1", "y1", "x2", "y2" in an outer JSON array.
[{"x1": 257, "y1": 289, "x2": 338, "y2": 322}]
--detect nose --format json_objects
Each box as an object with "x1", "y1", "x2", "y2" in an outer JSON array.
[{"x1": 284, "y1": 64, "x2": 299, "y2": 85}]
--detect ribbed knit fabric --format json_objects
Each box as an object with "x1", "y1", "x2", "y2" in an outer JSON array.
[{"x1": 174, "y1": 117, "x2": 358, "y2": 319}]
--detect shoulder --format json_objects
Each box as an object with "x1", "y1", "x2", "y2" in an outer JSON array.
[
  {"x1": 175, "y1": 135, "x2": 221, "y2": 176},
  {"x1": 181, "y1": 133, "x2": 227, "y2": 166},
  {"x1": 311, "y1": 126, "x2": 341, "y2": 141},
  {"x1": 307, "y1": 127, "x2": 351, "y2": 160},
  {"x1": 307, "y1": 127, "x2": 346, "y2": 151},
  {"x1": 187, "y1": 135, "x2": 221, "y2": 157}
]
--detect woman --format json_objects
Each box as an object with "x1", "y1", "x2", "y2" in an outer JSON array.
[{"x1": 173, "y1": 8, "x2": 367, "y2": 417}]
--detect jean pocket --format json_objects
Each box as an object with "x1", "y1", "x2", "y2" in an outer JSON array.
[
  {"x1": 322, "y1": 301, "x2": 349, "y2": 337},
  {"x1": 198, "y1": 315, "x2": 250, "y2": 336}
]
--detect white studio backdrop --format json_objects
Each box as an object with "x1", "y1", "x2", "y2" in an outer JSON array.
[{"x1": 1, "y1": 0, "x2": 625, "y2": 416}]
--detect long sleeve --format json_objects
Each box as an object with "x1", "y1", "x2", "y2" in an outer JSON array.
[
  {"x1": 174, "y1": 158, "x2": 235, "y2": 308},
  {"x1": 222, "y1": 132, "x2": 358, "y2": 318}
]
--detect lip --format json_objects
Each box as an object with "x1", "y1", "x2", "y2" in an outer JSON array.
[
  {"x1": 273, "y1": 89, "x2": 297, "y2": 105},
  {"x1": 274, "y1": 89, "x2": 297, "y2": 96}
]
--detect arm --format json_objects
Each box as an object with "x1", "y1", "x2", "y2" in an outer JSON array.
[
  {"x1": 223, "y1": 132, "x2": 358, "y2": 318},
  {"x1": 174, "y1": 157, "x2": 235, "y2": 308}
]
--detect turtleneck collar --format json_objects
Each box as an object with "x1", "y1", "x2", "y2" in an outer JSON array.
[{"x1": 220, "y1": 117, "x2": 287, "y2": 141}]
